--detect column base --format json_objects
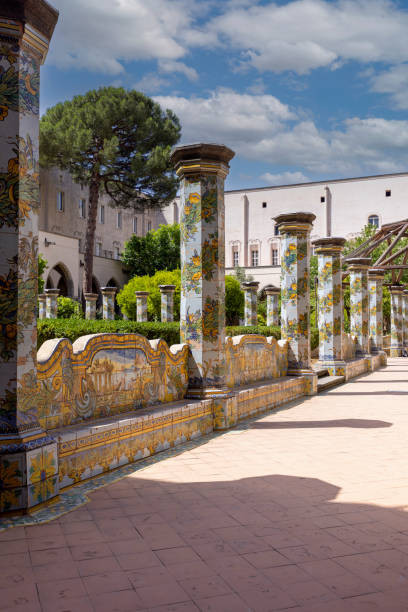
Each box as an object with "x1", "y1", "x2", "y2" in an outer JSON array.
[
  {"x1": 318, "y1": 360, "x2": 347, "y2": 377},
  {"x1": 287, "y1": 369, "x2": 318, "y2": 395},
  {"x1": 0, "y1": 434, "x2": 59, "y2": 515}
]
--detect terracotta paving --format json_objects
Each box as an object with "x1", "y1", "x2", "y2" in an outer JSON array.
[{"x1": 2, "y1": 358, "x2": 408, "y2": 611}]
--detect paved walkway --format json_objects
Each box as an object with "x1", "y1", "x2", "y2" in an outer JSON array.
[{"x1": 2, "y1": 358, "x2": 408, "y2": 611}]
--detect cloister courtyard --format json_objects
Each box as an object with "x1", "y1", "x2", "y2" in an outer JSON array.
[{"x1": 1, "y1": 358, "x2": 408, "y2": 612}]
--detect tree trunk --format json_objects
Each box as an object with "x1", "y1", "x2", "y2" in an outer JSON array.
[{"x1": 83, "y1": 174, "x2": 100, "y2": 295}]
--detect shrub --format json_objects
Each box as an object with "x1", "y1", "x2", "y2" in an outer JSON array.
[
  {"x1": 117, "y1": 269, "x2": 181, "y2": 321},
  {"x1": 226, "y1": 325, "x2": 281, "y2": 340},
  {"x1": 225, "y1": 275, "x2": 244, "y2": 325},
  {"x1": 57, "y1": 296, "x2": 83, "y2": 319},
  {"x1": 37, "y1": 320, "x2": 179, "y2": 349}
]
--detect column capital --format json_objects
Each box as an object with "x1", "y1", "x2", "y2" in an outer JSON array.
[
  {"x1": 347, "y1": 257, "x2": 371, "y2": 270},
  {"x1": 0, "y1": 0, "x2": 59, "y2": 63},
  {"x1": 312, "y1": 236, "x2": 346, "y2": 254},
  {"x1": 135, "y1": 291, "x2": 149, "y2": 297},
  {"x1": 38, "y1": 293, "x2": 46, "y2": 300},
  {"x1": 84, "y1": 293, "x2": 98, "y2": 301},
  {"x1": 45, "y1": 288, "x2": 60, "y2": 297},
  {"x1": 159, "y1": 285, "x2": 176, "y2": 293},
  {"x1": 101, "y1": 286, "x2": 117, "y2": 294},
  {"x1": 368, "y1": 268, "x2": 385, "y2": 279},
  {"x1": 264, "y1": 285, "x2": 280, "y2": 295},
  {"x1": 170, "y1": 143, "x2": 235, "y2": 179},
  {"x1": 242, "y1": 281, "x2": 259, "y2": 292},
  {"x1": 273, "y1": 212, "x2": 316, "y2": 233},
  {"x1": 390, "y1": 285, "x2": 404, "y2": 294}
]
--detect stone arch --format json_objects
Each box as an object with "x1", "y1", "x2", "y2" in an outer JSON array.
[{"x1": 46, "y1": 262, "x2": 74, "y2": 297}]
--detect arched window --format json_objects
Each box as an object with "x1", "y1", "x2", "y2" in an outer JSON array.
[
  {"x1": 368, "y1": 214, "x2": 379, "y2": 228},
  {"x1": 274, "y1": 225, "x2": 280, "y2": 236}
]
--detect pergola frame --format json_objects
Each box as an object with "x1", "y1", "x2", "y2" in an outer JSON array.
[{"x1": 343, "y1": 219, "x2": 408, "y2": 285}]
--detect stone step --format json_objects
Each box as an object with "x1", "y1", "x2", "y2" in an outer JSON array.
[
  {"x1": 317, "y1": 375, "x2": 345, "y2": 392},
  {"x1": 313, "y1": 366, "x2": 329, "y2": 378}
]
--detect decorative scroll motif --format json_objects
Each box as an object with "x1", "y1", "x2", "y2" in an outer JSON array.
[
  {"x1": 225, "y1": 335, "x2": 288, "y2": 388},
  {"x1": 37, "y1": 334, "x2": 189, "y2": 430}
]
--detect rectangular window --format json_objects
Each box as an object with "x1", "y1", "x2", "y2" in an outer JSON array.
[
  {"x1": 57, "y1": 191, "x2": 64, "y2": 212},
  {"x1": 147, "y1": 220, "x2": 152, "y2": 232},
  {"x1": 251, "y1": 249, "x2": 259, "y2": 267},
  {"x1": 117, "y1": 211, "x2": 122, "y2": 229},
  {"x1": 114, "y1": 246, "x2": 120, "y2": 260},
  {"x1": 99, "y1": 206, "x2": 105, "y2": 224},
  {"x1": 233, "y1": 249, "x2": 239, "y2": 267},
  {"x1": 271, "y1": 248, "x2": 279, "y2": 266},
  {"x1": 79, "y1": 198, "x2": 86, "y2": 218},
  {"x1": 385, "y1": 190, "x2": 391, "y2": 197},
  {"x1": 95, "y1": 242, "x2": 102, "y2": 257},
  {"x1": 133, "y1": 217, "x2": 138, "y2": 234}
]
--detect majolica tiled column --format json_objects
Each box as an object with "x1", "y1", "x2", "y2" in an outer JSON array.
[
  {"x1": 38, "y1": 294, "x2": 46, "y2": 320},
  {"x1": 274, "y1": 212, "x2": 317, "y2": 394},
  {"x1": 159, "y1": 285, "x2": 176, "y2": 322},
  {"x1": 0, "y1": 2, "x2": 59, "y2": 514},
  {"x1": 390, "y1": 285, "x2": 404, "y2": 357},
  {"x1": 242, "y1": 282, "x2": 259, "y2": 326},
  {"x1": 84, "y1": 293, "x2": 98, "y2": 320},
  {"x1": 265, "y1": 285, "x2": 280, "y2": 327},
  {"x1": 368, "y1": 269, "x2": 385, "y2": 353},
  {"x1": 171, "y1": 143, "x2": 235, "y2": 416},
  {"x1": 45, "y1": 288, "x2": 59, "y2": 319},
  {"x1": 404, "y1": 290, "x2": 408, "y2": 349},
  {"x1": 348, "y1": 258, "x2": 370, "y2": 356},
  {"x1": 101, "y1": 287, "x2": 116, "y2": 320},
  {"x1": 136, "y1": 291, "x2": 148, "y2": 322},
  {"x1": 312, "y1": 237, "x2": 346, "y2": 375}
]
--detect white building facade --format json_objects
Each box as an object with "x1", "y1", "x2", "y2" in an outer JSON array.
[{"x1": 163, "y1": 171, "x2": 408, "y2": 289}]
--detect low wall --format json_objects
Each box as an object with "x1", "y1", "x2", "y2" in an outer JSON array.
[
  {"x1": 226, "y1": 335, "x2": 288, "y2": 388},
  {"x1": 37, "y1": 333, "x2": 189, "y2": 430}
]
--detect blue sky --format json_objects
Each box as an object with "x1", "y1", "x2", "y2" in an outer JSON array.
[{"x1": 41, "y1": 0, "x2": 408, "y2": 190}]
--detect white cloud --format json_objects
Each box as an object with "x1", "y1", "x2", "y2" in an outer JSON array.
[
  {"x1": 134, "y1": 74, "x2": 170, "y2": 95},
  {"x1": 47, "y1": 0, "x2": 199, "y2": 74},
  {"x1": 155, "y1": 89, "x2": 408, "y2": 176},
  {"x1": 158, "y1": 60, "x2": 198, "y2": 82},
  {"x1": 208, "y1": 0, "x2": 408, "y2": 74},
  {"x1": 370, "y1": 64, "x2": 408, "y2": 110},
  {"x1": 261, "y1": 171, "x2": 310, "y2": 185}
]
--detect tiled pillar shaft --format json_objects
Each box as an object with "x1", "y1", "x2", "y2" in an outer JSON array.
[
  {"x1": 159, "y1": 285, "x2": 176, "y2": 323},
  {"x1": 242, "y1": 282, "x2": 259, "y2": 326},
  {"x1": 274, "y1": 212, "x2": 317, "y2": 394},
  {"x1": 38, "y1": 295, "x2": 46, "y2": 320},
  {"x1": 390, "y1": 286, "x2": 404, "y2": 357},
  {"x1": 135, "y1": 291, "x2": 148, "y2": 322},
  {"x1": 45, "y1": 288, "x2": 59, "y2": 319},
  {"x1": 404, "y1": 291, "x2": 408, "y2": 348},
  {"x1": 171, "y1": 143, "x2": 235, "y2": 401},
  {"x1": 348, "y1": 258, "x2": 370, "y2": 356},
  {"x1": 265, "y1": 286, "x2": 280, "y2": 327},
  {"x1": 368, "y1": 270, "x2": 385, "y2": 353},
  {"x1": 101, "y1": 287, "x2": 116, "y2": 320},
  {"x1": 84, "y1": 293, "x2": 98, "y2": 320},
  {"x1": 312, "y1": 237, "x2": 346, "y2": 366},
  {"x1": 0, "y1": 1, "x2": 59, "y2": 514}
]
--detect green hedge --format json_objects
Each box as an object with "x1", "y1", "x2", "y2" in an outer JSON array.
[
  {"x1": 37, "y1": 320, "x2": 180, "y2": 349},
  {"x1": 37, "y1": 320, "x2": 319, "y2": 352}
]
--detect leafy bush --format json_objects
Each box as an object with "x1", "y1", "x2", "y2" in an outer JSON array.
[
  {"x1": 225, "y1": 275, "x2": 244, "y2": 325},
  {"x1": 122, "y1": 224, "x2": 180, "y2": 277},
  {"x1": 117, "y1": 269, "x2": 181, "y2": 321},
  {"x1": 226, "y1": 325, "x2": 281, "y2": 340},
  {"x1": 38, "y1": 254, "x2": 47, "y2": 294},
  {"x1": 57, "y1": 296, "x2": 83, "y2": 319},
  {"x1": 37, "y1": 320, "x2": 180, "y2": 349}
]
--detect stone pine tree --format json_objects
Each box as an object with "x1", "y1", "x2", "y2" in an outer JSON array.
[{"x1": 40, "y1": 87, "x2": 181, "y2": 294}]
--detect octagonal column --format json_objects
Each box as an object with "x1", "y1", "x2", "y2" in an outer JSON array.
[
  {"x1": 312, "y1": 237, "x2": 346, "y2": 374},
  {"x1": 274, "y1": 212, "x2": 317, "y2": 394},
  {"x1": 171, "y1": 143, "x2": 235, "y2": 404},
  {"x1": 159, "y1": 285, "x2": 176, "y2": 322},
  {"x1": 390, "y1": 285, "x2": 404, "y2": 357},
  {"x1": 101, "y1": 287, "x2": 116, "y2": 320},
  {"x1": 348, "y1": 258, "x2": 370, "y2": 356},
  {"x1": 38, "y1": 294, "x2": 46, "y2": 320},
  {"x1": 45, "y1": 288, "x2": 59, "y2": 319},
  {"x1": 84, "y1": 293, "x2": 98, "y2": 320},
  {"x1": 368, "y1": 269, "x2": 385, "y2": 353},
  {"x1": 135, "y1": 291, "x2": 148, "y2": 322},
  {"x1": 0, "y1": 1, "x2": 59, "y2": 514},
  {"x1": 242, "y1": 282, "x2": 259, "y2": 326},
  {"x1": 265, "y1": 285, "x2": 280, "y2": 327}
]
